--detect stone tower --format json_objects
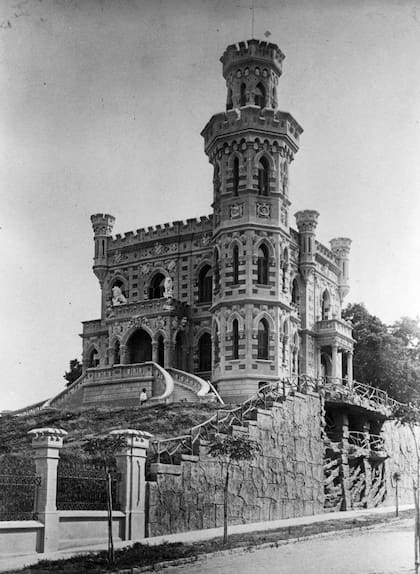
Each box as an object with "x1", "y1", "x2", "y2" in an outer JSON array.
[{"x1": 201, "y1": 39, "x2": 303, "y2": 400}]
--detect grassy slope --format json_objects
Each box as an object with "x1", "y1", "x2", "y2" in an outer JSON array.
[{"x1": 0, "y1": 402, "x2": 221, "y2": 457}]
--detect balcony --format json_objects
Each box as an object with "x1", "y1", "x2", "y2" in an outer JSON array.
[
  {"x1": 106, "y1": 298, "x2": 189, "y2": 322},
  {"x1": 315, "y1": 318, "x2": 354, "y2": 348},
  {"x1": 82, "y1": 319, "x2": 106, "y2": 336}
]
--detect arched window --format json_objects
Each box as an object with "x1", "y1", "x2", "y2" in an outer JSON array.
[
  {"x1": 257, "y1": 244, "x2": 269, "y2": 285},
  {"x1": 198, "y1": 265, "x2": 213, "y2": 303},
  {"x1": 214, "y1": 249, "x2": 220, "y2": 292},
  {"x1": 240, "y1": 83, "x2": 247, "y2": 107},
  {"x1": 149, "y1": 273, "x2": 165, "y2": 299},
  {"x1": 232, "y1": 245, "x2": 239, "y2": 284},
  {"x1": 291, "y1": 278, "x2": 300, "y2": 306},
  {"x1": 198, "y1": 333, "x2": 212, "y2": 371},
  {"x1": 227, "y1": 88, "x2": 233, "y2": 110},
  {"x1": 257, "y1": 156, "x2": 269, "y2": 196},
  {"x1": 214, "y1": 324, "x2": 220, "y2": 365},
  {"x1": 282, "y1": 321, "x2": 288, "y2": 364},
  {"x1": 255, "y1": 83, "x2": 266, "y2": 107},
  {"x1": 232, "y1": 318, "x2": 239, "y2": 359},
  {"x1": 257, "y1": 319, "x2": 269, "y2": 360},
  {"x1": 113, "y1": 340, "x2": 121, "y2": 365},
  {"x1": 156, "y1": 334, "x2": 165, "y2": 367},
  {"x1": 232, "y1": 156, "x2": 239, "y2": 196},
  {"x1": 282, "y1": 248, "x2": 288, "y2": 291},
  {"x1": 321, "y1": 290, "x2": 331, "y2": 320},
  {"x1": 88, "y1": 348, "x2": 99, "y2": 368},
  {"x1": 127, "y1": 329, "x2": 152, "y2": 364}
]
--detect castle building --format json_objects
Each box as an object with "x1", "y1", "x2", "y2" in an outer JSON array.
[{"x1": 80, "y1": 39, "x2": 354, "y2": 405}]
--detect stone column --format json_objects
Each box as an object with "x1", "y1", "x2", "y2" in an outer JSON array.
[
  {"x1": 28, "y1": 427, "x2": 68, "y2": 553},
  {"x1": 164, "y1": 341, "x2": 174, "y2": 368},
  {"x1": 112, "y1": 429, "x2": 152, "y2": 541},
  {"x1": 152, "y1": 342, "x2": 158, "y2": 363},
  {"x1": 347, "y1": 351, "x2": 353, "y2": 388},
  {"x1": 362, "y1": 420, "x2": 372, "y2": 507},
  {"x1": 331, "y1": 344, "x2": 338, "y2": 379},
  {"x1": 340, "y1": 413, "x2": 351, "y2": 510}
]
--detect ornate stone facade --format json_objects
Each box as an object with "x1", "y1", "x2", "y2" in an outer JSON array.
[{"x1": 82, "y1": 39, "x2": 354, "y2": 402}]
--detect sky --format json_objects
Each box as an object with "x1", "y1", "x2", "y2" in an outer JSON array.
[{"x1": 1, "y1": 0, "x2": 420, "y2": 411}]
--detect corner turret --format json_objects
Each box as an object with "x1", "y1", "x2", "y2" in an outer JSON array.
[
  {"x1": 91, "y1": 213, "x2": 115, "y2": 286},
  {"x1": 330, "y1": 237, "x2": 352, "y2": 303},
  {"x1": 295, "y1": 210, "x2": 319, "y2": 281}
]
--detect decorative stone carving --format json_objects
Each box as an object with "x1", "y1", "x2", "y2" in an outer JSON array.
[
  {"x1": 230, "y1": 203, "x2": 243, "y2": 219},
  {"x1": 281, "y1": 206, "x2": 288, "y2": 226},
  {"x1": 140, "y1": 263, "x2": 151, "y2": 276},
  {"x1": 201, "y1": 233, "x2": 212, "y2": 246},
  {"x1": 153, "y1": 242, "x2": 164, "y2": 256},
  {"x1": 112, "y1": 286, "x2": 127, "y2": 306},
  {"x1": 163, "y1": 277, "x2": 173, "y2": 299},
  {"x1": 256, "y1": 202, "x2": 271, "y2": 218},
  {"x1": 114, "y1": 251, "x2": 122, "y2": 263},
  {"x1": 280, "y1": 159, "x2": 289, "y2": 195},
  {"x1": 165, "y1": 259, "x2": 177, "y2": 272}
]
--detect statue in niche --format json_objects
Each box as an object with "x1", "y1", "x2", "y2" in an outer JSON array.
[
  {"x1": 112, "y1": 285, "x2": 127, "y2": 306},
  {"x1": 163, "y1": 277, "x2": 173, "y2": 299}
]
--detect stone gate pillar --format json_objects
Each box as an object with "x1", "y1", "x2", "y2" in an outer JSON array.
[
  {"x1": 28, "y1": 427, "x2": 68, "y2": 553},
  {"x1": 112, "y1": 429, "x2": 152, "y2": 541}
]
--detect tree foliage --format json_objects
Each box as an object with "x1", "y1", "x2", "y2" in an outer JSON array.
[
  {"x1": 63, "y1": 358, "x2": 83, "y2": 387},
  {"x1": 343, "y1": 303, "x2": 420, "y2": 403}
]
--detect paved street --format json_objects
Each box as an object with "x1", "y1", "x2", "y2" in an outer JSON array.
[{"x1": 166, "y1": 518, "x2": 414, "y2": 574}]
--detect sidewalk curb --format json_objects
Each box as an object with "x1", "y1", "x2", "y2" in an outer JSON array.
[{"x1": 117, "y1": 514, "x2": 411, "y2": 573}]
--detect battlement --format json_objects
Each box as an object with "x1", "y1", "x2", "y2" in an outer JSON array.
[
  {"x1": 109, "y1": 215, "x2": 213, "y2": 249},
  {"x1": 202, "y1": 107, "x2": 302, "y2": 154},
  {"x1": 91, "y1": 213, "x2": 115, "y2": 236},
  {"x1": 330, "y1": 237, "x2": 352, "y2": 257},
  {"x1": 221, "y1": 39, "x2": 285, "y2": 78},
  {"x1": 295, "y1": 210, "x2": 320, "y2": 233},
  {"x1": 316, "y1": 241, "x2": 340, "y2": 268}
]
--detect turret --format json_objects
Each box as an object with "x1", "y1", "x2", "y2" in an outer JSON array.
[
  {"x1": 330, "y1": 237, "x2": 352, "y2": 303},
  {"x1": 91, "y1": 213, "x2": 115, "y2": 286},
  {"x1": 295, "y1": 210, "x2": 319, "y2": 281},
  {"x1": 221, "y1": 39, "x2": 285, "y2": 110}
]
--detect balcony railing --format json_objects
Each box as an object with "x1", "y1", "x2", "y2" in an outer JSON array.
[
  {"x1": 347, "y1": 431, "x2": 385, "y2": 451},
  {"x1": 315, "y1": 318, "x2": 353, "y2": 339}
]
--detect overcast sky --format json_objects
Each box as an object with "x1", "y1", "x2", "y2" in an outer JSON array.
[{"x1": 1, "y1": 0, "x2": 420, "y2": 411}]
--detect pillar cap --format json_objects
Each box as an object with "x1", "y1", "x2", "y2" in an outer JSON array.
[
  {"x1": 28, "y1": 427, "x2": 68, "y2": 448},
  {"x1": 109, "y1": 429, "x2": 153, "y2": 448},
  {"x1": 27, "y1": 427, "x2": 68, "y2": 439}
]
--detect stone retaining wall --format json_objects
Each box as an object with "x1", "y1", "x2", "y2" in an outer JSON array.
[{"x1": 147, "y1": 392, "x2": 324, "y2": 536}]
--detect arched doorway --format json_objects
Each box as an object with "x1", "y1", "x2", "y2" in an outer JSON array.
[
  {"x1": 157, "y1": 334, "x2": 165, "y2": 367},
  {"x1": 126, "y1": 329, "x2": 152, "y2": 364},
  {"x1": 175, "y1": 331, "x2": 185, "y2": 370},
  {"x1": 198, "y1": 333, "x2": 211, "y2": 372}
]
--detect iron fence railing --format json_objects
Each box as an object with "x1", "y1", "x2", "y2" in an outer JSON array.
[
  {"x1": 149, "y1": 375, "x2": 399, "y2": 468},
  {"x1": 0, "y1": 459, "x2": 40, "y2": 521},
  {"x1": 56, "y1": 460, "x2": 121, "y2": 511}
]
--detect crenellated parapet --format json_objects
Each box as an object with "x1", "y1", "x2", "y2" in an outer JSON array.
[
  {"x1": 221, "y1": 39, "x2": 285, "y2": 111},
  {"x1": 202, "y1": 107, "x2": 302, "y2": 158},
  {"x1": 109, "y1": 215, "x2": 213, "y2": 250}
]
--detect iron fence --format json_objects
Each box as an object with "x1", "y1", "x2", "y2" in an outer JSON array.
[
  {"x1": 56, "y1": 460, "x2": 121, "y2": 511},
  {"x1": 0, "y1": 458, "x2": 40, "y2": 521}
]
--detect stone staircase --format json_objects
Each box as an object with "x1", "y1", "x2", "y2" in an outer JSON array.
[{"x1": 166, "y1": 367, "x2": 213, "y2": 403}]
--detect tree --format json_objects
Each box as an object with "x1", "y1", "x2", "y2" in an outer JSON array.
[
  {"x1": 63, "y1": 359, "x2": 82, "y2": 387},
  {"x1": 208, "y1": 434, "x2": 261, "y2": 544},
  {"x1": 81, "y1": 433, "x2": 125, "y2": 567},
  {"x1": 343, "y1": 303, "x2": 420, "y2": 403}
]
